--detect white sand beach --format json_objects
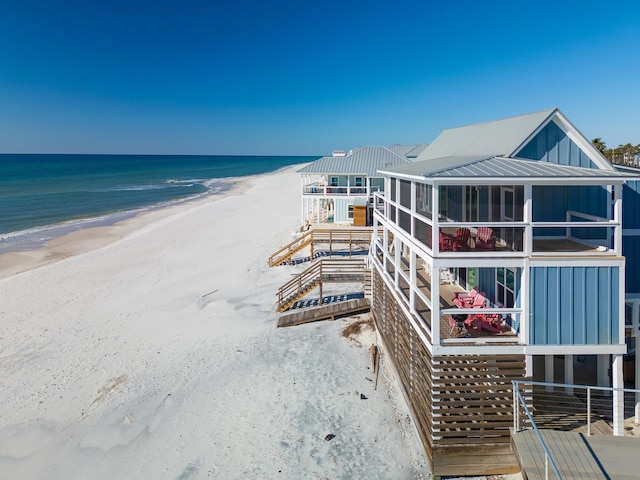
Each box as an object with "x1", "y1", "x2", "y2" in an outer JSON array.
[{"x1": 0, "y1": 166, "x2": 432, "y2": 479}]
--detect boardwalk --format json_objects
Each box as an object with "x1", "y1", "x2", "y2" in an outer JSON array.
[
  {"x1": 277, "y1": 298, "x2": 370, "y2": 328},
  {"x1": 511, "y1": 428, "x2": 640, "y2": 479}
]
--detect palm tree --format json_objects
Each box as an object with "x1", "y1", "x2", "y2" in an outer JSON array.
[{"x1": 591, "y1": 138, "x2": 607, "y2": 154}]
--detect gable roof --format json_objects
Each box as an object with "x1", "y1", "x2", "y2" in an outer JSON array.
[
  {"x1": 416, "y1": 109, "x2": 557, "y2": 161},
  {"x1": 298, "y1": 145, "x2": 411, "y2": 177},
  {"x1": 381, "y1": 108, "x2": 618, "y2": 180}
]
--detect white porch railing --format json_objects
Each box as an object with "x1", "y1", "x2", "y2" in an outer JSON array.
[{"x1": 302, "y1": 184, "x2": 379, "y2": 196}]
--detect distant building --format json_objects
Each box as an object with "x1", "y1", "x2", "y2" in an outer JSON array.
[{"x1": 297, "y1": 144, "x2": 427, "y2": 225}]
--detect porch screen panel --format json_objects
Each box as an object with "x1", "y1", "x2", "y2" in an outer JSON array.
[
  {"x1": 400, "y1": 180, "x2": 411, "y2": 209},
  {"x1": 623, "y1": 236, "x2": 640, "y2": 294},
  {"x1": 623, "y1": 180, "x2": 640, "y2": 229}
]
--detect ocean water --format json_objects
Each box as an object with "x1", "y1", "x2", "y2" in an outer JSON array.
[{"x1": 0, "y1": 154, "x2": 317, "y2": 254}]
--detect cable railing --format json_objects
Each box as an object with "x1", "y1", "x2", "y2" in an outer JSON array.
[
  {"x1": 512, "y1": 382, "x2": 562, "y2": 480},
  {"x1": 512, "y1": 380, "x2": 640, "y2": 479}
]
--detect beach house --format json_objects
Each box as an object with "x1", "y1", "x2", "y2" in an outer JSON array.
[
  {"x1": 297, "y1": 145, "x2": 426, "y2": 226},
  {"x1": 369, "y1": 108, "x2": 638, "y2": 476}
]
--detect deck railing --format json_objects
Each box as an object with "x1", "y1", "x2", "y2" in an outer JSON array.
[
  {"x1": 512, "y1": 380, "x2": 640, "y2": 479},
  {"x1": 302, "y1": 184, "x2": 379, "y2": 196},
  {"x1": 512, "y1": 381, "x2": 563, "y2": 480},
  {"x1": 276, "y1": 258, "x2": 368, "y2": 312},
  {"x1": 268, "y1": 228, "x2": 372, "y2": 267},
  {"x1": 512, "y1": 380, "x2": 640, "y2": 436},
  {"x1": 373, "y1": 193, "x2": 621, "y2": 257}
]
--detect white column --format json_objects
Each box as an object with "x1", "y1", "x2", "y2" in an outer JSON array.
[
  {"x1": 523, "y1": 184, "x2": 532, "y2": 255},
  {"x1": 564, "y1": 355, "x2": 574, "y2": 395},
  {"x1": 612, "y1": 354, "x2": 624, "y2": 436},
  {"x1": 525, "y1": 355, "x2": 534, "y2": 378},
  {"x1": 410, "y1": 250, "x2": 416, "y2": 313},
  {"x1": 432, "y1": 267, "x2": 440, "y2": 346},
  {"x1": 432, "y1": 184, "x2": 439, "y2": 253},
  {"x1": 614, "y1": 184, "x2": 623, "y2": 254},
  {"x1": 545, "y1": 355, "x2": 554, "y2": 391}
]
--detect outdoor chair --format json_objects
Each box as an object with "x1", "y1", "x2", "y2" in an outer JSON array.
[
  {"x1": 466, "y1": 312, "x2": 503, "y2": 333},
  {"x1": 475, "y1": 226, "x2": 496, "y2": 249},
  {"x1": 452, "y1": 286, "x2": 480, "y2": 308},
  {"x1": 453, "y1": 228, "x2": 471, "y2": 251},
  {"x1": 440, "y1": 268, "x2": 455, "y2": 285},
  {"x1": 439, "y1": 231, "x2": 453, "y2": 251}
]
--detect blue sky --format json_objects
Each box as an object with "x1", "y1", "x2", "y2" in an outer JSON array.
[{"x1": 1, "y1": 0, "x2": 639, "y2": 155}]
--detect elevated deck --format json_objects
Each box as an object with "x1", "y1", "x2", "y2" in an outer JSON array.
[{"x1": 511, "y1": 429, "x2": 640, "y2": 479}]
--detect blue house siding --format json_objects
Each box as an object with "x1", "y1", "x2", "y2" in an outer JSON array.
[
  {"x1": 516, "y1": 121, "x2": 597, "y2": 169},
  {"x1": 530, "y1": 266, "x2": 619, "y2": 345}
]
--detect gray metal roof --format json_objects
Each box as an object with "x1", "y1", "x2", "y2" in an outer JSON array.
[
  {"x1": 388, "y1": 143, "x2": 429, "y2": 157},
  {"x1": 381, "y1": 155, "x2": 633, "y2": 180},
  {"x1": 417, "y1": 109, "x2": 557, "y2": 161},
  {"x1": 297, "y1": 145, "x2": 411, "y2": 177}
]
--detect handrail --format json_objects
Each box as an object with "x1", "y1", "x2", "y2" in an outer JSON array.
[
  {"x1": 276, "y1": 258, "x2": 368, "y2": 312},
  {"x1": 269, "y1": 228, "x2": 372, "y2": 267},
  {"x1": 269, "y1": 229, "x2": 315, "y2": 267},
  {"x1": 512, "y1": 381, "x2": 563, "y2": 480}
]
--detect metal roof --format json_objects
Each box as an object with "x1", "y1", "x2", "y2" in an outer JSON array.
[
  {"x1": 381, "y1": 155, "x2": 633, "y2": 180},
  {"x1": 417, "y1": 109, "x2": 557, "y2": 161},
  {"x1": 388, "y1": 143, "x2": 429, "y2": 158},
  {"x1": 297, "y1": 145, "x2": 411, "y2": 177}
]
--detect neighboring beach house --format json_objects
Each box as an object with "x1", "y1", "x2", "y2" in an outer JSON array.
[
  {"x1": 297, "y1": 145, "x2": 426, "y2": 226},
  {"x1": 369, "y1": 108, "x2": 639, "y2": 476}
]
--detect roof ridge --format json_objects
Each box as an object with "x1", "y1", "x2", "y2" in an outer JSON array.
[{"x1": 441, "y1": 108, "x2": 558, "y2": 132}]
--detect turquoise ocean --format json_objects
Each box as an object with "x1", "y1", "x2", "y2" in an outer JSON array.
[{"x1": 0, "y1": 154, "x2": 317, "y2": 254}]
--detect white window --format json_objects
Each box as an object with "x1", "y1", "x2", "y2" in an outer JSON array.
[
  {"x1": 355, "y1": 177, "x2": 363, "y2": 187},
  {"x1": 348, "y1": 205, "x2": 354, "y2": 219},
  {"x1": 496, "y1": 267, "x2": 515, "y2": 308}
]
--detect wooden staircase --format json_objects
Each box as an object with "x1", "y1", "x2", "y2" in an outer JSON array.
[
  {"x1": 269, "y1": 228, "x2": 372, "y2": 267},
  {"x1": 276, "y1": 258, "x2": 369, "y2": 313},
  {"x1": 269, "y1": 230, "x2": 314, "y2": 267}
]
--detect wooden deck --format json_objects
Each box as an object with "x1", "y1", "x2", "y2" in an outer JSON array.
[
  {"x1": 277, "y1": 298, "x2": 370, "y2": 327},
  {"x1": 511, "y1": 429, "x2": 640, "y2": 480}
]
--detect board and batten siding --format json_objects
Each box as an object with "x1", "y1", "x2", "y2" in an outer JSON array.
[
  {"x1": 516, "y1": 120, "x2": 597, "y2": 168},
  {"x1": 530, "y1": 266, "x2": 620, "y2": 345}
]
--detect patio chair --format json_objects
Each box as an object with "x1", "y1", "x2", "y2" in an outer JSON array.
[
  {"x1": 466, "y1": 312, "x2": 503, "y2": 333},
  {"x1": 440, "y1": 268, "x2": 455, "y2": 285},
  {"x1": 452, "y1": 286, "x2": 480, "y2": 308},
  {"x1": 453, "y1": 228, "x2": 471, "y2": 251},
  {"x1": 468, "y1": 291, "x2": 487, "y2": 309},
  {"x1": 475, "y1": 226, "x2": 496, "y2": 249},
  {"x1": 439, "y1": 231, "x2": 453, "y2": 251}
]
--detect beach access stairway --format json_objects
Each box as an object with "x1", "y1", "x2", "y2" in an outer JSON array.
[
  {"x1": 268, "y1": 228, "x2": 372, "y2": 267},
  {"x1": 276, "y1": 258, "x2": 370, "y2": 313}
]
